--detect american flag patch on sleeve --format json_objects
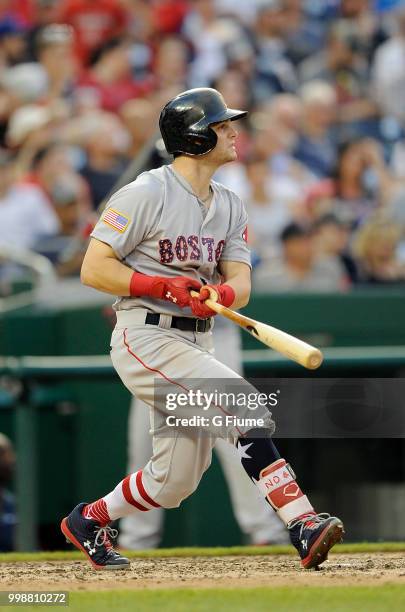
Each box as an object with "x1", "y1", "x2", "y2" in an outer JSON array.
[{"x1": 102, "y1": 208, "x2": 130, "y2": 233}]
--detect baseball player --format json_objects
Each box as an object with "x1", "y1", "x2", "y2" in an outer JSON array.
[
  {"x1": 119, "y1": 316, "x2": 289, "y2": 549},
  {"x1": 61, "y1": 88, "x2": 344, "y2": 570}
]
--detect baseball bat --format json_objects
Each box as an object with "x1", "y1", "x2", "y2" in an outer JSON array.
[{"x1": 190, "y1": 291, "x2": 323, "y2": 370}]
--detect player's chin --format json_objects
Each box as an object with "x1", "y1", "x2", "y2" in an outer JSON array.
[{"x1": 224, "y1": 149, "x2": 238, "y2": 163}]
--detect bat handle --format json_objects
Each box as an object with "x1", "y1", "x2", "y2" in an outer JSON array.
[{"x1": 189, "y1": 289, "x2": 224, "y2": 313}]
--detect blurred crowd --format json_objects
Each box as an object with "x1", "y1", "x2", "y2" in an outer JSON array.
[{"x1": 2, "y1": 0, "x2": 405, "y2": 292}]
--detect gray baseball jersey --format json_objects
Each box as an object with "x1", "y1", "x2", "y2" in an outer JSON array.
[
  {"x1": 89, "y1": 163, "x2": 275, "y2": 520},
  {"x1": 91, "y1": 164, "x2": 250, "y2": 315}
]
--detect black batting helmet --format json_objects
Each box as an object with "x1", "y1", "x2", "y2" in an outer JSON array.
[{"x1": 159, "y1": 88, "x2": 247, "y2": 156}]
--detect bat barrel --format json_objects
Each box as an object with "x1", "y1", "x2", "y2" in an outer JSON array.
[
  {"x1": 189, "y1": 289, "x2": 324, "y2": 370},
  {"x1": 307, "y1": 350, "x2": 323, "y2": 370}
]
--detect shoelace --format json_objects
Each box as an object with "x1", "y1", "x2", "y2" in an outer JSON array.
[
  {"x1": 288, "y1": 512, "x2": 331, "y2": 539},
  {"x1": 93, "y1": 525, "x2": 118, "y2": 549}
]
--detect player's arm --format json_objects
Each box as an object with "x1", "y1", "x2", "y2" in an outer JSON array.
[
  {"x1": 81, "y1": 238, "x2": 133, "y2": 295},
  {"x1": 218, "y1": 260, "x2": 251, "y2": 309},
  {"x1": 81, "y1": 237, "x2": 202, "y2": 304}
]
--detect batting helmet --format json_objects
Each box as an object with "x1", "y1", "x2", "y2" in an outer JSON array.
[{"x1": 159, "y1": 88, "x2": 247, "y2": 156}]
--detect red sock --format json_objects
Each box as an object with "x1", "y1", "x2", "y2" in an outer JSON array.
[{"x1": 81, "y1": 498, "x2": 111, "y2": 526}]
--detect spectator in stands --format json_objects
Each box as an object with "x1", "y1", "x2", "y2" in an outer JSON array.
[
  {"x1": 80, "y1": 111, "x2": 130, "y2": 208},
  {"x1": 0, "y1": 433, "x2": 16, "y2": 552},
  {"x1": 182, "y1": 0, "x2": 247, "y2": 88},
  {"x1": 253, "y1": 222, "x2": 347, "y2": 292},
  {"x1": 27, "y1": 142, "x2": 73, "y2": 190},
  {"x1": 313, "y1": 213, "x2": 358, "y2": 285},
  {"x1": 35, "y1": 23, "x2": 77, "y2": 103},
  {"x1": 0, "y1": 61, "x2": 48, "y2": 111},
  {"x1": 123, "y1": 0, "x2": 155, "y2": 49},
  {"x1": 333, "y1": 138, "x2": 405, "y2": 225},
  {"x1": 6, "y1": 103, "x2": 53, "y2": 151},
  {"x1": 293, "y1": 80, "x2": 338, "y2": 178},
  {"x1": 0, "y1": 148, "x2": 59, "y2": 251},
  {"x1": 77, "y1": 36, "x2": 151, "y2": 113},
  {"x1": 119, "y1": 98, "x2": 157, "y2": 160},
  {"x1": 31, "y1": 141, "x2": 90, "y2": 212},
  {"x1": 299, "y1": 20, "x2": 378, "y2": 140},
  {"x1": 151, "y1": 0, "x2": 189, "y2": 36},
  {"x1": 243, "y1": 155, "x2": 296, "y2": 263},
  {"x1": 339, "y1": 0, "x2": 387, "y2": 61},
  {"x1": 353, "y1": 216, "x2": 405, "y2": 284},
  {"x1": 371, "y1": 4, "x2": 405, "y2": 125},
  {"x1": 283, "y1": 0, "x2": 328, "y2": 65},
  {"x1": 57, "y1": 0, "x2": 128, "y2": 65},
  {"x1": 250, "y1": 0, "x2": 298, "y2": 101},
  {"x1": 12, "y1": 142, "x2": 92, "y2": 271},
  {"x1": 299, "y1": 21, "x2": 363, "y2": 86},
  {"x1": 0, "y1": 0, "x2": 33, "y2": 28},
  {"x1": 34, "y1": 172, "x2": 93, "y2": 275},
  {"x1": 0, "y1": 17, "x2": 27, "y2": 68},
  {"x1": 26, "y1": 0, "x2": 62, "y2": 61},
  {"x1": 49, "y1": 173, "x2": 86, "y2": 236},
  {"x1": 302, "y1": 178, "x2": 336, "y2": 223},
  {"x1": 333, "y1": 139, "x2": 377, "y2": 225},
  {"x1": 6, "y1": 102, "x2": 75, "y2": 179},
  {"x1": 152, "y1": 36, "x2": 189, "y2": 95},
  {"x1": 254, "y1": 117, "x2": 314, "y2": 211},
  {"x1": 266, "y1": 93, "x2": 303, "y2": 135},
  {"x1": 215, "y1": 69, "x2": 251, "y2": 115}
]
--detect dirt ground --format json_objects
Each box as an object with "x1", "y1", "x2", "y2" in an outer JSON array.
[{"x1": 0, "y1": 553, "x2": 405, "y2": 591}]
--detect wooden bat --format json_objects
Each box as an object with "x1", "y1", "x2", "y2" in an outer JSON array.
[{"x1": 190, "y1": 291, "x2": 323, "y2": 370}]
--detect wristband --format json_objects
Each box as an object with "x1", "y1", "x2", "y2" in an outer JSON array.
[
  {"x1": 129, "y1": 272, "x2": 154, "y2": 297},
  {"x1": 219, "y1": 284, "x2": 235, "y2": 307}
]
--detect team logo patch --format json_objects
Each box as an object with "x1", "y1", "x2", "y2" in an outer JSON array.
[
  {"x1": 242, "y1": 226, "x2": 248, "y2": 242},
  {"x1": 102, "y1": 208, "x2": 130, "y2": 233}
]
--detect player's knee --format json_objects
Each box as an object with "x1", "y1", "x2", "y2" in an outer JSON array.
[
  {"x1": 147, "y1": 448, "x2": 212, "y2": 508},
  {"x1": 154, "y1": 462, "x2": 211, "y2": 508},
  {"x1": 157, "y1": 481, "x2": 198, "y2": 508}
]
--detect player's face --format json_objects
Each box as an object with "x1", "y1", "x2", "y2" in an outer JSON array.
[{"x1": 209, "y1": 120, "x2": 239, "y2": 164}]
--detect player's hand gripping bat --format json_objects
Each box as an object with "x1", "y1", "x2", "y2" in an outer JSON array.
[{"x1": 190, "y1": 290, "x2": 323, "y2": 370}]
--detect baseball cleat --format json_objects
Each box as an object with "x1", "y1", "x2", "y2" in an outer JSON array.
[
  {"x1": 288, "y1": 512, "x2": 344, "y2": 569},
  {"x1": 61, "y1": 502, "x2": 130, "y2": 570}
]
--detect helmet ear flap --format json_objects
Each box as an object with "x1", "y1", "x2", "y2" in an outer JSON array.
[{"x1": 183, "y1": 127, "x2": 217, "y2": 156}]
